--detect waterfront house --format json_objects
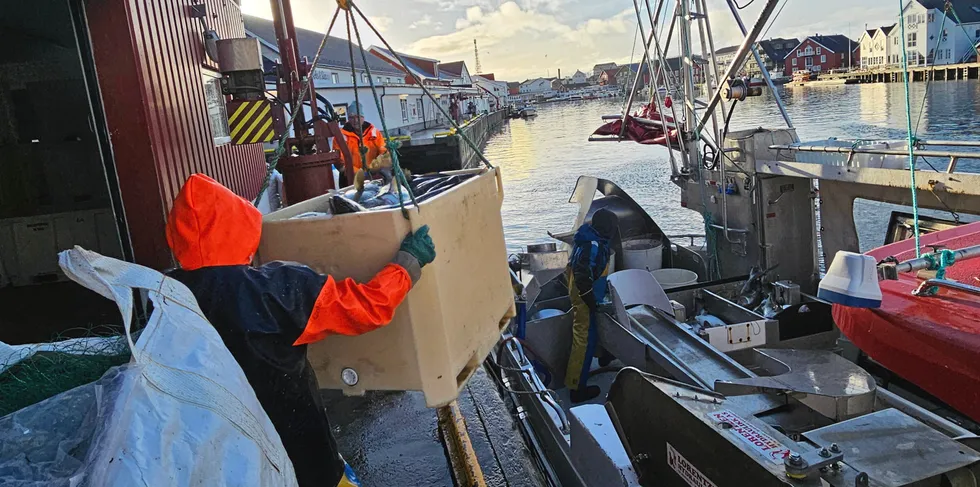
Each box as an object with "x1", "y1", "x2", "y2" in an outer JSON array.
[
  {"x1": 598, "y1": 68, "x2": 620, "y2": 86},
  {"x1": 245, "y1": 16, "x2": 406, "y2": 87},
  {"x1": 570, "y1": 70, "x2": 589, "y2": 85},
  {"x1": 473, "y1": 75, "x2": 509, "y2": 110},
  {"x1": 750, "y1": 38, "x2": 799, "y2": 77},
  {"x1": 616, "y1": 63, "x2": 651, "y2": 91},
  {"x1": 368, "y1": 46, "x2": 445, "y2": 85},
  {"x1": 900, "y1": 0, "x2": 980, "y2": 66},
  {"x1": 887, "y1": 24, "x2": 904, "y2": 65},
  {"x1": 651, "y1": 56, "x2": 706, "y2": 85},
  {"x1": 520, "y1": 78, "x2": 552, "y2": 94},
  {"x1": 783, "y1": 35, "x2": 859, "y2": 75},
  {"x1": 592, "y1": 62, "x2": 618, "y2": 79},
  {"x1": 249, "y1": 18, "x2": 486, "y2": 136},
  {"x1": 859, "y1": 25, "x2": 897, "y2": 70},
  {"x1": 713, "y1": 45, "x2": 740, "y2": 73},
  {"x1": 438, "y1": 61, "x2": 472, "y2": 86},
  {"x1": 507, "y1": 82, "x2": 520, "y2": 96}
]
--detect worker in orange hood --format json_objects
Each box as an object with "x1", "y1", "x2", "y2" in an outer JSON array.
[
  {"x1": 333, "y1": 101, "x2": 386, "y2": 185},
  {"x1": 165, "y1": 174, "x2": 435, "y2": 487}
]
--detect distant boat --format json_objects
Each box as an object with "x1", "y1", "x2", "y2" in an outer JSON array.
[{"x1": 520, "y1": 105, "x2": 537, "y2": 118}]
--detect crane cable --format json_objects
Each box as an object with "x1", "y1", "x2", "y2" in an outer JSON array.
[
  {"x1": 346, "y1": 7, "x2": 418, "y2": 216},
  {"x1": 253, "y1": 6, "x2": 342, "y2": 206},
  {"x1": 350, "y1": 1, "x2": 495, "y2": 170}
]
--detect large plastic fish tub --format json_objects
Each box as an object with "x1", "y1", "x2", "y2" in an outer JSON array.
[{"x1": 257, "y1": 167, "x2": 515, "y2": 407}]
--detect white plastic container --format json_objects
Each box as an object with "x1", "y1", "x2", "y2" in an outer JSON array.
[
  {"x1": 620, "y1": 238, "x2": 663, "y2": 272},
  {"x1": 257, "y1": 168, "x2": 515, "y2": 408},
  {"x1": 651, "y1": 268, "x2": 699, "y2": 290}
]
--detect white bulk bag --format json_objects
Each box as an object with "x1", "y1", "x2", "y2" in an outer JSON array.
[{"x1": 17, "y1": 247, "x2": 298, "y2": 486}]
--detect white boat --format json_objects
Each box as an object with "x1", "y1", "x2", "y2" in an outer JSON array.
[{"x1": 520, "y1": 105, "x2": 537, "y2": 118}]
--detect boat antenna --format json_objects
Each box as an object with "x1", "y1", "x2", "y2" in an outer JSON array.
[{"x1": 474, "y1": 39, "x2": 482, "y2": 74}]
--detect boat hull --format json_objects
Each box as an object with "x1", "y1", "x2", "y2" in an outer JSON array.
[{"x1": 833, "y1": 222, "x2": 980, "y2": 422}]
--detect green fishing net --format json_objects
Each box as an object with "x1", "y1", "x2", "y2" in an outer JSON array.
[{"x1": 0, "y1": 328, "x2": 130, "y2": 417}]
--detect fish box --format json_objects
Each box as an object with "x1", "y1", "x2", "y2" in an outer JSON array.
[{"x1": 257, "y1": 167, "x2": 515, "y2": 407}]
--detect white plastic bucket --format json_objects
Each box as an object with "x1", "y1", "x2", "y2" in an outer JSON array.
[
  {"x1": 651, "y1": 268, "x2": 698, "y2": 290},
  {"x1": 621, "y1": 239, "x2": 663, "y2": 272}
]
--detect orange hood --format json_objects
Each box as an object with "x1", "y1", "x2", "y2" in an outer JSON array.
[{"x1": 166, "y1": 174, "x2": 262, "y2": 270}]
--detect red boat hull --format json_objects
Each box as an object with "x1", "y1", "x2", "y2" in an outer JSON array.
[{"x1": 833, "y1": 222, "x2": 980, "y2": 421}]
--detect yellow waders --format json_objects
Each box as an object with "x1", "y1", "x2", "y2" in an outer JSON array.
[{"x1": 564, "y1": 261, "x2": 610, "y2": 391}]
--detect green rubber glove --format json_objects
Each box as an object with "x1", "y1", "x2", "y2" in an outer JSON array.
[{"x1": 400, "y1": 225, "x2": 437, "y2": 268}]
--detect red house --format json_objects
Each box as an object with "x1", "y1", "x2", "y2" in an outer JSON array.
[
  {"x1": 598, "y1": 68, "x2": 620, "y2": 86},
  {"x1": 784, "y1": 35, "x2": 859, "y2": 75}
]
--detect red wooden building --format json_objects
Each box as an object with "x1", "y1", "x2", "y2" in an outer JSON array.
[
  {"x1": 784, "y1": 35, "x2": 859, "y2": 75},
  {"x1": 1, "y1": 0, "x2": 269, "y2": 340}
]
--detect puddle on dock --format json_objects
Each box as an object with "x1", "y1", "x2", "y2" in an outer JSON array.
[{"x1": 324, "y1": 367, "x2": 545, "y2": 486}]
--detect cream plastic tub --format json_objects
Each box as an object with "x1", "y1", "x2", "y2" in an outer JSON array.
[
  {"x1": 257, "y1": 167, "x2": 515, "y2": 407},
  {"x1": 651, "y1": 268, "x2": 699, "y2": 290}
]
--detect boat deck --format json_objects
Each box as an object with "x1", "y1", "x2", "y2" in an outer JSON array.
[{"x1": 324, "y1": 366, "x2": 547, "y2": 486}]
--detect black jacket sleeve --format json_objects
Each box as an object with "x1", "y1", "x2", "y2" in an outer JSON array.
[{"x1": 571, "y1": 242, "x2": 597, "y2": 310}]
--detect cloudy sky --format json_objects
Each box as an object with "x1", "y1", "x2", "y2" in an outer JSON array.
[{"x1": 240, "y1": 0, "x2": 898, "y2": 81}]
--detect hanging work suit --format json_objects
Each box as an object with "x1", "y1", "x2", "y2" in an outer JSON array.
[
  {"x1": 165, "y1": 174, "x2": 421, "y2": 487},
  {"x1": 564, "y1": 224, "x2": 612, "y2": 391},
  {"x1": 333, "y1": 121, "x2": 387, "y2": 173}
]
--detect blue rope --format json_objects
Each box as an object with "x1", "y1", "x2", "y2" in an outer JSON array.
[{"x1": 898, "y1": 0, "x2": 922, "y2": 258}]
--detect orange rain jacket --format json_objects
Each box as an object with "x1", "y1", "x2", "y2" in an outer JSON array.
[
  {"x1": 332, "y1": 121, "x2": 386, "y2": 173},
  {"x1": 164, "y1": 174, "x2": 419, "y2": 486}
]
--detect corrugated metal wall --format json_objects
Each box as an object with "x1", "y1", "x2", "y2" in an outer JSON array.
[{"x1": 87, "y1": 0, "x2": 266, "y2": 269}]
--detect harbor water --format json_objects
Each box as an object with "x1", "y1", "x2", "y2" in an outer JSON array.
[{"x1": 490, "y1": 81, "x2": 980, "y2": 255}]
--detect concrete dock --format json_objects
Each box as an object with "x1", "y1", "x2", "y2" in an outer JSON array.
[
  {"x1": 399, "y1": 110, "x2": 508, "y2": 173},
  {"x1": 817, "y1": 62, "x2": 980, "y2": 84},
  {"x1": 324, "y1": 366, "x2": 546, "y2": 486}
]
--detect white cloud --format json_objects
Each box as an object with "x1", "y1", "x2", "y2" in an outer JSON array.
[
  {"x1": 414, "y1": 0, "x2": 492, "y2": 12},
  {"x1": 369, "y1": 15, "x2": 394, "y2": 33},
  {"x1": 409, "y1": 2, "x2": 636, "y2": 80}
]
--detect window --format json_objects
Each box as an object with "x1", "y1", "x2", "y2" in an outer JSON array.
[
  {"x1": 792, "y1": 67, "x2": 799, "y2": 73},
  {"x1": 976, "y1": 28, "x2": 980, "y2": 39},
  {"x1": 938, "y1": 49, "x2": 944, "y2": 60},
  {"x1": 816, "y1": 47, "x2": 821, "y2": 55},
  {"x1": 947, "y1": 48, "x2": 951, "y2": 60},
  {"x1": 202, "y1": 71, "x2": 230, "y2": 146},
  {"x1": 331, "y1": 72, "x2": 339, "y2": 84},
  {"x1": 400, "y1": 99, "x2": 409, "y2": 122},
  {"x1": 792, "y1": 57, "x2": 797, "y2": 66},
  {"x1": 928, "y1": 12, "x2": 935, "y2": 22},
  {"x1": 895, "y1": 36, "x2": 899, "y2": 45},
  {"x1": 416, "y1": 99, "x2": 424, "y2": 120},
  {"x1": 805, "y1": 57, "x2": 813, "y2": 67},
  {"x1": 821, "y1": 54, "x2": 826, "y2": 63},
  {"x1": 908, "y1": 32, "x2": 917, "y2": 47},
  {"x1": 386, "y1": 77, "x2": 392, "y2": 84},
  {"x1": 797, "y1": 49, "x2": 802, "y2": 56},
  {"x1": 361, "y1": 73, "x2": 369, "y2": 83}
]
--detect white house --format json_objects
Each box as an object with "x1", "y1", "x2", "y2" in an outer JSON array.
[
  {"x1": 570, "y1": 70, "x2": 588, "y2": 84},
  {"x1": 860, "y1": 24, "x2": 897, "y2": 69},
  {"x1": 245, "y1": 15, "x2": 405, "y2": 87},
  {"x1": 887, "y1": 24, "x2": 904, "y2": 65},
  {"x1": 439, "y1": 61, "x2": 472, "y2": 86},
  {"x1": 900, "y1": 0, "x2": 980, "y2": 66},
  {"x1": 519, "y1": 78, "x2": 552, "y2": 94},
  {"x1": 472, "y1": 75, "x2": 509, "y2": 110}
]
